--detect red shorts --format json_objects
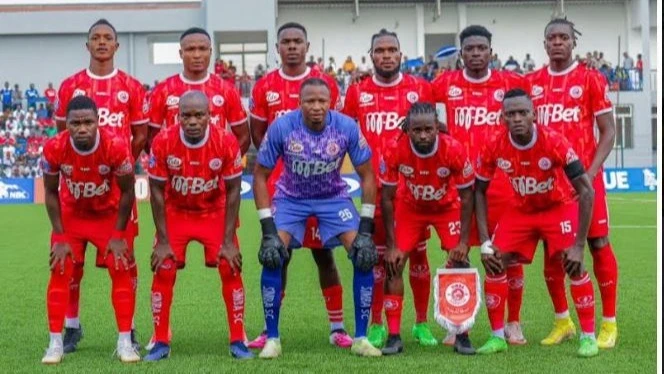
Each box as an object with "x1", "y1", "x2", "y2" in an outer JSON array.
[
  {"x1": 57, "y1": 211, "x2": 135, "y2": 268},
  {"x1": 588, "y1": 172, "x2": 610, "y2": 238},
  {"x1": 493, "y1": 202, "x2": 578, "y2": 264},
  {"x1": 165, "y1": 211, "x2": 239, "y2": 269},
  {"x1": 395, "y1": 204, "x2": 460, "y2": 253},
  {"x1": 469, "y1": 197, "x2": 509, "y2": 247}
]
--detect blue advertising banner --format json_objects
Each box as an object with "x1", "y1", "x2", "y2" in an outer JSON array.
[
  {"x1": 0, "y1": 178, "x2": 35, "y2": 204},
  {"x1": 602, "y1": 167, "x2": 657, "y2": 192}
]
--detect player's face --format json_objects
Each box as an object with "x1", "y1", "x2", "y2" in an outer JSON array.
[
  {"x1": 277, "y1": 28, "x2": 309, "y2": 67},
  {"x1": 544, "y1": 24, "x2": 575, "y2": 62},
  {"x1": 178, "y1": 99, "x2": 209, "y2": 141},
  {"x1": 66, "y1": 109, "x2": 98, "y2": 149},
  {"x1": 502, "y1": 96, "x2": 535, "y2": 138},
  {"x1": 460, "y1": 35, "x2": 491, "y2": 72},
  {"x1": 300, "y1": 84, "x2": 330, "y2": 126},
  {"x1": 407, "y1": 113, "x2": 438, "y2": 154},
  {"x1": 371, "y1": 35, "x2": 402, "y2": 79},
  {"x1": 86, "y1": 25, "x2": 118, "y2": 62},
  {"x1": 180, "y1": 34, "x2": 212, "y2": 74}
]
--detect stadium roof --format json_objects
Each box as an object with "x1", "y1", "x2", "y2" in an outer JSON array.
[{"x1": 278, "y1": 0, "x2": 596, "y2": 4}]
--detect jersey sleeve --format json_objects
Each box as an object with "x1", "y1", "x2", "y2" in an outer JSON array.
[
  {"x1": 224, "y1": 84, "x2": 248, "y2": 127},
  {"x1": 109, "y1": 137, "x2": 134, "y2": 176},
  {"x1": 346, "y1": 116, "x2": 372, "y2": 167},
  {"x1": 449, "y1": 140, "x2": 475, "y2": 188},
  {"x1": 148, "y1": 83, "x2": 167, "y2": 129},
  {"x1": 325, "y1": 74, "x2": 342, "y2": 111},
  {"x1": 148, "y1": 133, "x2": 168, "y2": 181},
  {"x1": 40, "y1": 139, "x2": 61, "y2": 175},
  {"x1": 550, "y1": 131, "x2": 581, "y2": 168},
  {"x1": 221, "y1": 132, "x2": 244, "y2": 180},
  {"x1": 418, "y1": 80, "x2": 435, "y2": 104},
  {"x1": 249, "y1": 79, "x2": 268, "y2": 121},
  {"x1": 256, "y1": 119, "x2": 283, "y2": 169},
  {"x1": 54, "y1": 80, "x2": 72, "y2": 121},
  {"x1": 379, "y1": 141, "x2": 399, "y2": 186},
  {"x1": 475, "y1": 139, "x2": 497, "y2": 181},
  {"x1": 341, "y1": 83, "x2": 359, "y2": 119},
  {"x1": 588, "y1": 70, "x2": 613, "y2": 117},
  {"x1": 129, "y1": 80, "x2": 149, "y2": 126},
  {"x1": 431, "y1": 74, "x2": 448, "y2": 104}
]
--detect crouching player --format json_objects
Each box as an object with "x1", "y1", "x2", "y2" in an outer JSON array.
[
  {"x1": 253, "y1": 78, "x2": 381, "y2": 358},
  {"x1": 474, "y1": 88, "x2": 598, "y2": 357},
  {"x1": 144, "y1": 91, "x2": 251, "y2": 361}
]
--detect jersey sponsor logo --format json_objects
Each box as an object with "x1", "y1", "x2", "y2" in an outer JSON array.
[
  {"x1": 445, "y1": 282, "x2": 471, "y2": 307},
  {"x1": 569, "y1": 85, "x2": 583, "y2": 99},
  {"x1": 538, "y1": 157, "x2": 552, "y2": 171},
  {"x1": 407, "y1": 180, "x2": 447, "y2": 201},
  {"x1": 399, "y1": 164, "x2": 414, "y2": 177},
  {"x1": 359, "y1": 92, "x2": 374, "y2": 104},
  {"x1": 326, "y1": 141, "x2": 340, "y2": 157},
  {"x1": 212, "y1": 95, "x2": 225, "y2": 107},
  {"x1": 166, "y1": 95, "x2": 179, "y2": 107},
  {"x1": 493, "y1": 89, "x2": 505, "y2": 102},
  {"x1": 98, "y1": 108, "x2": 126, "y2": 127},
  {"x1": 510, "y1": 176, "x2": 555, "y2": 196},
  {"x1": 536, "y1": 104, "x2": 581, "y2": 125},
  {"x1": 170, "y1": 175, "x2": 219, "y2": 195},
  {"x1": 209, "y1": 158, "x2": 222, "y2": 170},
  {"x1": 61, "y1": 164, "x2": 73, "y2": 176},
  {"x1": 566, "y1": 149, "x2": 579, "y2": 164},
  {"x1": 65, "y1": 179, "x2": 111, "y2": 199},
  {"x1": 72, "y1": 88, "x2": 87, "y2": 98},
  {"x1": 496, "y1": 158, "x2": 512, "y2": 172},
  {"x1": 531, "y1": 85, "x2": 544, "y2": 97},
  {"x1": 98, "y1": 164, "x2": 110, "y2": 175},
  {"x1": 167, "y1": 155, "x2": 182, "y2": 170},
  {"x1": 454, "y1": 107, "x2": 501, "y2": 129},
  {"x1": 266, "y1": 91, "x2": 280, "y2": 104},
  {"x1": 291, "y1": 158, "x2": 342, "y2": 177},
  {"x1": 287, "y1": 139, "x2": 304, "y2": 154},
  {"x1": 364, "y1": 111, "x2": 404, "y2": 135},
  {"x1": 406, "y1": 91, "x2": 419, "y2": 104},
  {"x1": 448, "y1": 85, "x2": 462, "y2": 98},
  {"x1": 117, "y1": 90, "x2": 129, "y2": 103},
  {"x1": 462, "y1": 160, "x2": 473, "y2": 178},
  {"x1": 437, "y1": 167, "x2": 450, "y2": 178}
]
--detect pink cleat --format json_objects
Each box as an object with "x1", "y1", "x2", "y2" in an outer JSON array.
[
  {"x1": 247, "y1": 331, "x2": 268, "y2": 349},
  {"x1": 329, "y1": 329, "x2": 353, "y2": 348}
]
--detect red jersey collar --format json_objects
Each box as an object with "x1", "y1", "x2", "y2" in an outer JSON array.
[
  {"x1": 409, "y1": 135, "x2": 439, "y2": 158},
  {"x1": 509, "y1": 124, "x2": 538, "y2": 151},
  {"x1": 179, "y1": 126, "x2": 210, "y2": 149},
  {"x1": 372, "y1": 73, "x2": 404, "y2": 87},
  {"x1": 86, "y1": 69, "x2": 118, "y2": 80},
  {"x1": 547, "y1": 61, "x2": 579, "y2": 76},
  {"x1": 70, "y1": 130, "x2": 100, "y2": 156},
  {"x1": 462, "y1": 69, "x2": 491, "y2": 84},
  {"x1": 179, "y1": 73, "x2": 211, "y2": 85},
  {"x1": 278, "y1": 67, "x2": 311, "y2": 81}
]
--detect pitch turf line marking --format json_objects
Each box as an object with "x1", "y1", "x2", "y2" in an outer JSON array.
[
  {"x1": 611, "y1": 225, "x2": 657, "y2": 228},
  {"x1": 607, "y1": 197, "x2": 657, "y2": 203}
]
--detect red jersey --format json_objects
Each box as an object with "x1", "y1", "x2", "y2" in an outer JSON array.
[
  {"x1": 476, "y1": 125, "x2": 580, "y2": 213},
  {"x1": 54, "y1": 69, "x2": 148, "y2": 142},
  {"x1": 527, "y1": 61, "x2": 613, "y2": 169},
  {"x1": 148, "y1": 125, "x2": 243, "y2": 215},
  {"x1": 148, "y1": 73, "x2": 247, "y2": 130},
  {"x1": 41, "y1": 127, "x2": 133, "y2": 216},
  {"x1": 380, "y1": 133, "x2": 474, "y2": 213},
  {"x1": 44, "y1": 88, "x2": 57, "y2": 104}
]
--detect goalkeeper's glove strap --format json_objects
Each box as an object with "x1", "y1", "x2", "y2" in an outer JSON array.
[{"x1": 260, "y1": 217, "x2": 279, "y2": 236}]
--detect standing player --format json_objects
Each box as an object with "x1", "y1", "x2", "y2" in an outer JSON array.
[
  {"x1": 342, "y1": 29, "x2": 436, "y2": 349},
  {"x1": 248, "y1": 22, "x2": 352, "y2": 348},
  {"x1": 253, "y1": 78, "x2": 381, "y2": 358},
  {"x1": 379, "y1": 103, "x2": 476, "y2": 355},
  {"x1": 41, "y1": 96, "x2": 138, "y2": 364},
  {"x1": 53, "y1": 19, "x2": 147, "y2": 353},
  {"x1": 432, "y1": 25, "x2": 530, "y2": 345},
  {"x1": 144, "y1": 91, "x2": 251, "y2": 361},
  {"x1": 529, "y1": 18, "x2": 618, "y2": 348},
  {"x1": 474, "y1": 88, "x2": 598, "y2": 357}
]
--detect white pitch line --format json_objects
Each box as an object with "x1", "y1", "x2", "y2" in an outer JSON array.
[
  {"x1": 611, "y1": 225, "x2": 657, "y2": 228},
  {"x1": 607, "y1": 197, "x2": 657, "y2": 203}
]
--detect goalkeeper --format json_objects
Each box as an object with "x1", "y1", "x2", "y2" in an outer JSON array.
[{"x1": 252, "y1": 78, "x2": 381, "y2": 359}]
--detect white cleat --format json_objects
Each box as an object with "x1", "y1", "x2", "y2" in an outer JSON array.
[
  {"x1": 350, "y1": 338, "x2": 382, "y2": 357},
  {"x1": 116, "y1": 340, "x2": 141, "y2": 363},
  {"x1": 259, "y1": 338, "x2": 282, "y2": 359},
  {"x1": 442, "y1": 331, "x2": 456, "y2": 346},
  {"x1": 505, "y1": 322, "x2": 527, "y2": 345},
  {"x1": 41, "y1": 343, "x2": 64, "y2": 365}
]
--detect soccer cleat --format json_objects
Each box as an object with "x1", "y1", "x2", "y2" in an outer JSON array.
[
  {"x1": 248, "y1": 331, "x2": 268, "y2": 349},
  {"x1": 258, "y1": 338, "x2": 282, "y2": 359},
  {"x1": 577, "y1": 336, "x2": 599, "y2": 358},
  {"x1": 329, "y1": 329, "x2": 353, "y2": 348},
  {"x1": 143, "y1": 342, "x2": 171, "y2": 362},
  {"x1": 476, "y1": 336, "x2": 507, "y2": 355},
  {"x1": 131, "y1": 329, "x2": 140, "y2": 352},
  {"x1": 540, "y1": 317, "x2": 576, "y2": 346},
  {"x1": 116, "y1": 340, "x2": 141, "y2": 363},
  {"x1": 63, "y1": 326, "x2": 83, "y2": 353},
  {"x1": 597, "y1": 321, "x2": 618, "y2": 349},
  {"x1": 41, "y1": 342, "x2": 64, "y2": 365},
  {"x1": 230, "y1": 341, "x2": 254, "y2": 360},
  {"x1": 145, "y1": 328, "x2": 172, "y2": 351},
  {"x1": 442, "y1": 331, "x2": 456, "y2": 346},
  {"x1": 381, "y1": 334, "x2": 404, "y2": 356},
  {"x1": 505, "y1": 322, "x2": 527, "y2": 345},
  {"x1": 351, "y1": 338, "x2": 382, "y2": 357},
  {"x1": 412, "y1": 323, "x2": 438, "y2": 346},
  {"x1": 367, "y1": 324, "x2": 387, "y2": 348},
  {"x1": 453, "y1": 333, "x2": 476, "y2": 355}
]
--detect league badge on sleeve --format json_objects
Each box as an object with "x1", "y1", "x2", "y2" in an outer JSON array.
[{"x1": 433, "y1": 268, "x2": 481, "y2": 334}]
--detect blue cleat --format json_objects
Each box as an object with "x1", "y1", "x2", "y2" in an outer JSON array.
[
  {"x1": 143, "y1": 342, "x2": 170, "y2": 362},
  {"x1": 63, "y1": 326, "x2": 83, "y2": 354},
  {"x1": 230, "y1": 341, "x2": 254, "y2": 360}
]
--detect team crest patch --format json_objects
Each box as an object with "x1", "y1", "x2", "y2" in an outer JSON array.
[
  {"x1": 448, "y1": 86, "x2": 462, "y2": 97},
  {"x1": 538, "y1": 157, "x2": 552, "y2": 170},
  {"x1": 569, "y1": 85, "x2": 583, "y2": 99},
  {"x1": 326, "y1": 141, "x2": 340, "y2": 157},
  {"x1": 166, "y1": 95, "x2": 179, "y2": 106},
  {"x1": 73, "y1": 89, "x2": 86, "y2": 98},
  {"x1": 266, "y1": 91, "x2": 280, "y2": 103},
  {"x1": 212, "y1": 95, "x2": 225, "y2": 107},
  {"x1": 485, "y1": 293, "x2": 501, "y2": 309},
  {"x1": 98, "y1": 164, "x2": 110, "y2": 175},
  {"x1": 406, "y1": 91, "x2": 419, "y2": 104},
  {"x1": 61, "y1": 164, "x2": 73, "y2": 176},
  {"x1": 117, "y1": 91, "x2": 129, "y2": 103},
  {"x1": 167, "y1": 155, "x2": 182, "y2": 169},
  {"x1": 209, "y1": 158, "x2": 222, "y2": 170},
  {"x1": 360, "y1": 92, "x2": 374, "y2": 104},
  {"x1": 531, "y1": 85, "x2": 544, "y2": 97},
  {"x1": 445, "y1": 282, "x2": 471, "y2": 307},
  {"x1": 287, "y1": 140, "x2": 304, "y2": 153},
  {"x1": 493, "y1": 89, "x2": 505, "y2": 102},
  {"x1": 437, "y1": 167, "x2": 450, "y2": 178}
]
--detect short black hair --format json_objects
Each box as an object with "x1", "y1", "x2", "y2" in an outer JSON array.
[
  {"x1": 66, "y1": 95, "x2": 98, "y2": 117},
  {"x1": 545, "y1": 17, "x2": 582, "y2": 39},
  {"x1": 459, "y1": 25, "x2": 492, "y2": 45},
  {"x1": 369, "y1": 28, "x2": 400, "y2": 53},
  {"x1": 300, "y1": 77, "x2": 330, "y2": 94},
  {"x1": 278, "y1": 22, "x2": 307, "y2": 39},
  {"x1": 400, "y1": 102, "x2": 437, "y2": 133},
  {"x1": 180, "y1": 27, "x2": 210, "y2": 41},
  {"x1": 503, "y1": 88, "x2": 530, "y2": 101},
  {"x1": 88, "y1": 18, "x2": 117, "y2": 40}
]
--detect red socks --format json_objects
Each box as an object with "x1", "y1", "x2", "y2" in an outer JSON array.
[
  {"x1": 507, "y1": 264, "x2": 524, "y2": 323},
  {"x1": 65, "y1": 265, "x2": 84, "y2": 320},
  {"x1": 151, "y1": 259, "x2": 177, "y2": 344},
  {"x1": 409, "y1": 247, "x2": 430, "y2": 324},
  {"x1": 106, "y1": 255, "x2": 135, "y2": 333},
  {"x1": 47, "y1": 258, "x2": 74, "y2": 333},
  {"x1": 484, "y1": 273, "x2": 508, "y2": 332},
  {"x1": 322, "y1": 285, "x2": 344, "y2": 325},
  {"x1": 591, "y1": 243, "x2": 618, "y2": 319},
  {"x1": 569, "y1": 272, "x2": 596, "y2": 334},
  {"x1": 219, "y1": 260, "x2": 246, "y2": 343},
  {"x1": 384, "y1": 294, "x2": 403, "y2": 335},
  {"x1": 371, "y1": 252, "x2": 385, "y2": 325},
  {"x1": 544, "y1": 255, "x2": 569, "y2": 315}
]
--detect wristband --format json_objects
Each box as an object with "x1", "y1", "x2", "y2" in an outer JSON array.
[
  {"x1": 51, "y1": 232, "x2": 67, "y2": 244},
  {"x1": 260, "y1": 217, "x2": 278, "y2": 236},
  {"x1": 360, "y1": 203, "x2": 376, "y2": 218},
  {"x1": 480, "y1": 240, "x2": 495, "y2": 255},
  {"x1": 358, "y1": 216, "x2": 374, "y2": 235},
  {"x1": 257, "y1": 208, "x2": 272, "y2": 220},
  {"x1": 111, "y1": 229, "x2": 126, "y2": 240}
]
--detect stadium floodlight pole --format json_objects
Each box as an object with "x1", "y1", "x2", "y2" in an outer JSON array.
[
  {"x1": 436, "y1": 0, "x2": 441, "y2": 20},
  {"x1": 353, "y1": 0, "x2": 360, "y2": 22}
]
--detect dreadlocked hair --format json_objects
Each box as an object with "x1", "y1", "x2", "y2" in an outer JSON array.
[
  {"x1": 545, "y1": 17, "x2": 582, "y2": 39},
  {"x1": 397, "y1": 102, "x2": 437, "y2": 140},
  {"x1": 368, "y1": 28, "x2": 400, "y2": 53}
]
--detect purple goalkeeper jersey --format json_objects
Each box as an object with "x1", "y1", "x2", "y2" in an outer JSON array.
[{"x1": 257, "y1": 109, "x2": 372, "y2": 199}]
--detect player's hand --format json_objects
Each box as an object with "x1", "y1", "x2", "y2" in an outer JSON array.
[
  {"x1": 107, "y1": 238, "x2": 131, "y2": 270},
  {"x1": 259, "y1": 234, "x2": 288, "y2": 270},
  {"x1": 384, "y1": 247, "x2": 405, "y2": 278},
  {"x1": 219, "y1": 241, "x2": 242, "y2": 274},
  {"x1": 49, "y1": 242, "x2": 73, "y2": 275},
  {"x1": 151, "y1": 242, "x2": 175, "y2": 272},
  {"x1": 481, "y1": 250, "x2": 503, "y2": 276},
  {"x1": 448, "y1": 242, "x2": 470, "y2": 264},
  {"x1": 349, "y1": 233, "x2": 378, "y2": 272},
  {"x1": 563, "y1": 244, "x2": 585, "y2": 278}
]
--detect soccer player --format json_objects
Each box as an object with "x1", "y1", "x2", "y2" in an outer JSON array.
[
  {"x1": 144, "y1": 91, "x2": 251, "y2": 361},
  {"x1": 342, "y1": 29, "x2": 436, "y2": 349},
  {"x1": 379, "y1": 103, "x2": 475, "y2": 355},
  {"x1": 432, "y1": 25, "x2": 530, "y2": 345},
  {"x1": 41, "y1": 95, "x2": 138, "y2": 364},
  {"x1": 529, "y1": 18, "x2": 618, "y2": 348},
  {"x1": 53, "y1": 18, "x2": 147, "y2": 353},
  {"x1": 474, "y1": 88, "x2": 598, "y2": 357},
  {"x1": 253, "y1": 78, "x2": 381, "y2": 358},
  {"x1": 248, "y1": 22, "x2": 352, "y2": 348}
]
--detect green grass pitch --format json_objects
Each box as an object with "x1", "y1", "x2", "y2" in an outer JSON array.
[{"x1": 0, "y1": 193, "x2": 656, "y2": 373}]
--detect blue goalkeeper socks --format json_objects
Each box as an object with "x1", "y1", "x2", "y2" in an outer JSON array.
[
  {"x1": 261, "y1": 266, "x2": 282, "y2": 339},
  {"x1": 352, "y1": 266, "x2": 374, "y2": 338}
]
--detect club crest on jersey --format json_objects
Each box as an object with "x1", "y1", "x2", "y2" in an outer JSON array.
[
  {"x1": 266, "y1": 91, "x2": 280, "y2": 103},
  {"x1": 566, "y1": 149, "x2": 579, "y2": 164},
  {"x1": 569, "y1": 85, "x2": 583, "y2": 99},
  {"x1": 98, "y1": 164, "x2": 110, "y2": 175},
  {"x1": 437, "y1": 167, "x2": 450, "y2": 178},
  {"x1": 531, "y1": 85, "x2": 544, "y2": 97},
  {"x1": 493, "y1": 89, "x2": 505, "y2": 102},
  {"x1": 448, "y1": 86, "x2": 462, "y2": 98},
  {"x1": 166, "y1": 95, "x2": 179, "y2": 107},
  {"x1": 212, "y1": 95, "x2": 225, "y2": 107},
  {"x1": 538, "y1": 157, "x2": 552, "y2": 171},
  {"x1": 497, "y1": 158, "x2": 512, "y2": 172},
  {"x1": 399, "y1": 164, "x2": 414, "y2": 177},
  {"x1": 406, "y1": 91, "x2": 419, "y2": 104},
  {"x1": 209, "y1": 158, "x2": 222, "y2": 170},
  {"x1": 61, "y1": 164, "x2": 73, "y2": 176},
  {"x1": 326, "y1": 141, "x2": 340, "y2": 157},
  {"x1": 72, "y1": 89, "x2": 86, "y2": 98},
  {"x1": 117, "y1": 91, "x2": 129, "y2": 103},
  {"x1": 360, "y1": 92, "x2": 374, "y2": 104},
  {"x1": 167, "y1": 155, "x2": 182, "y2": 169},
  {"x1": 287, "y1": 140, "x2": 304, "y2": 154}
]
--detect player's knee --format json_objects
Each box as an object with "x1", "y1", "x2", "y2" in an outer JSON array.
[
  {"x1": 218, "y1": 260, "x2": 238, "y2": 280},
  {"x1": 373, "y1": 264, "x2": 386, "y2": 283},
  {"x1": 50, "y1": 257, "x2": 74, "y2": 277},
  {"x1": 155, "y1": 260, "x2": 177, "y2": 283},
  {"x1": 588, "y1": 236, "x2": 610, "y2": 250}
]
